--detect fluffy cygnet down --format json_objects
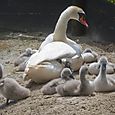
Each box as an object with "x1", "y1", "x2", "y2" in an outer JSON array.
[
  {"x1": 0, "y1": 77, "x2": 30, "y2": 104},
  {"x1": 14, "y1": 48, "x2": 36, "y2": 67},
  {"x1": 94, "y1": 56, "x2": 115, "y2": 92},
  {"x1": 56, "y1": 65, "x2": 95, "y2": 96},
  {"x1": 15, "y1": 59, "x2": 29, "y2": 72},
  {"x1": 14, "y1": 48, "x2": 37, "y2": 72},
  {"x1": 81, "y1": 48, "x2": 98, "y2": 63},
  {"x1": 41, "y1": 68, "x2": 74, "y2": 95},
  {"x1": 88, "y1": 56, "x2": 115, "y2": 75}
]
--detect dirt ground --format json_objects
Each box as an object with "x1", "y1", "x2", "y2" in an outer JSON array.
[{"x1": 0, "y1": 34, "x2": 115, "y2": 115}]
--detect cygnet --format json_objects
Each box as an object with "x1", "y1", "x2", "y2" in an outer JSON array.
[
  {"x1": 0, "y1": 77, "x2": 30, "y2": 104},
  {"x1": 56, "y1": 65, "x2": 95, "y2": 96},
  {"x1": 41, "y1": 68, "x2": 74, "y2": 95}
]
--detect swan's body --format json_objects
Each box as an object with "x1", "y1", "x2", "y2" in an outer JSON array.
[
  {"x1": 24, "y1": 42, "x2": 77, "y2": 83},
  {"x1": 81, "y1": 48, "x2": 98, "y2": 63},
  {"x1": 24, "y1": 61, "x2": 64, "y2": 83},
  {"x1": 56, "y1": 65, "x2": 95, "y2": 96},
  {"x1": 88, "y1": 56, "x2": 115, "y2": 75},
  {"x1": 41, "y1": 68, "x2": 74, "y2": 95},
  {"x1": 94, "y1": 56, "x2": 115, "y2": 92},
  {"x1": 24, "y1": 6, "x2": 88, "y2": 83},
  {"x1": 26, "y1": 42, "x2": 76, "y2": 67}
]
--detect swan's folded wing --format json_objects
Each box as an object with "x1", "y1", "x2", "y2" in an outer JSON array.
[{"x1": 26, "y1": 42, "x2": 76, "y2": 67}]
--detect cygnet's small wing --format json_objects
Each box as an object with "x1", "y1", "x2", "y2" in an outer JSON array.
[
  {"x1": 81, "y1": 53, "x2": 96, "y2": 63},
  {"x1": 41, "y1": 78, "x2": 61, "y2": 95},
  {"x1": 64, "y1": 80, "x2": 80, "y2": 92},
  {"x1": 14, "y1": 56, "x2": 28, "y2": 66},
  {"x1": 56, "y1": 79, "x2": 80, "y2": 96},
  {"x1": 107, "y1": 75, "x2": 115, "y2": 85},
  {"x1": 27, "y1": 42, "x2": 76, "y2": 67},
  {"x1": 108, "y1": 78, "x2": 115, "y2": 86},
  {"x1": 17, "y1": 61, "x2": 27, "y2": 71},
  {"x1": 88, "y1": 62, "x2": 99, "y2": 75}
]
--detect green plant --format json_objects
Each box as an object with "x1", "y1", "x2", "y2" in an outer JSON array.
[{"x1": 107, "y1": 0, "x2": 115, "y2": 4}]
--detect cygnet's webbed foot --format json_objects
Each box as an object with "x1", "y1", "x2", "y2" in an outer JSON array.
[{"x1": 6, "y1": 99, "x2": 17, "y2": 105}]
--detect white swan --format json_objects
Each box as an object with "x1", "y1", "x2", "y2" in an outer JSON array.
[
  {"x1": 88, "y1": 56, "x2": 115, "y2": 75},
  {"x1": 24, "y1": 42, "x2": 77, "y2": 83},
  {"x1": 94, "y1": 56, "x2": 115, "y2": 92},
  {"x1": 39, "y1": 6, "x2": 88, "y2": 52},
  {"x1": 56, "y1": 65, "x2": 95, "y2": 96},
  {"x1": 24, "y1": 6, "x2": 88, "y2": 83},
  {"x1": 41, "y1": 68, "x2": 74, "y2": 95}
]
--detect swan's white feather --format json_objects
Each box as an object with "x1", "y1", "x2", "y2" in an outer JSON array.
[{"x1": 27, "y1": 41, "x2": 76, "y2": 67}]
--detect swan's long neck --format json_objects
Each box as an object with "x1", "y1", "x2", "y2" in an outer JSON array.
[{"x1": 53, "y1": 10, "x2": 70, "y2": 42}]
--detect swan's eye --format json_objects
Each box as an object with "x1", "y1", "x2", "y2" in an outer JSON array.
[
  {"x1": 78, "y1": 13, "x2": 88, "y2": 28},
  {"x1": 78, "y1": 13, "x2": 85, "y2": 20}
]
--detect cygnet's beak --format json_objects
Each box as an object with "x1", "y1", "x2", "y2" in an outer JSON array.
[
  {"x1": 98, "y1": 64, "x2": 100, "y2": 69},
  {"x1": 69, "y1": 74, "x2": 74, "y2": 79},
  {"x1": 102, "y1": 63, "x2": 106, "y2": 70}
]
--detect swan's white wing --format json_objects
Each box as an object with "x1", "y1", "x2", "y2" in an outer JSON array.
[
  {"x1": 67, "y1": 38, "x2": 82, "y2": 56},
  {"x1": 39, "y1": 33, "x2": 53, "y2": 51},
  {"x1": 27, "y1": 41, "x2": 76, "y2": 67}
]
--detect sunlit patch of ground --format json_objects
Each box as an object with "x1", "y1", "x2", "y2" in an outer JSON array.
[{"x1": 0, "y1": 41, "x2": 10, "y2": 51}]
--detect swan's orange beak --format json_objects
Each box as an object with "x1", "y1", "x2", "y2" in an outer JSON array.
[{"x1": 80, "y1": 16, "x2": 88, "y2": 28}]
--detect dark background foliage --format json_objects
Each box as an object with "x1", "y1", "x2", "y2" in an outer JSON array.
[{"x1": 0, "y1": 0, "x2": 114, "y2": 41}]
